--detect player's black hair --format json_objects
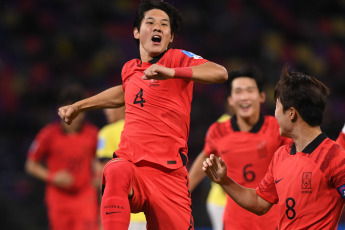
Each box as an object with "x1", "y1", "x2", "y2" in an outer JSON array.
[
  {"x1": 133, "y1": 0, "x2": 183, "y2": 46},
  {"x1": 58, "y1": 83, "x2": 85, "y2": 107},
  {"x1": 226, "y1": 65, "x2": 264, "y2": 96},
  {"x1": 274, "y1": 64, "x2": 330, "y2": 126}
]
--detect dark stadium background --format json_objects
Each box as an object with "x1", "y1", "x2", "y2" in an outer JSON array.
[{"x1": 1, "y1": 0, "x2": 344, "y2": 229}]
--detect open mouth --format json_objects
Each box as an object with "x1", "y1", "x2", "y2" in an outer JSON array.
[
  {"x1": 239, "y1": 104, "x2": 251, "y2": 111},
  {"x1": 152, "y1": 35, "x2": 162, "y2": 43},
  {"x1": 240, "y1": 104, "x2": 250, "y2": 108}
]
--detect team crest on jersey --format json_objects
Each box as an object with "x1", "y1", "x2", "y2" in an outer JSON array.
[
  {"x1": 257, "y1": 140, "x2": 268, "y2": 158},
  {"x1": 302, "y1": 172, "x2": 312, "y2": 193},
  {"x1": 181, "y1": 50, "x2": 203, "y2": 59},
  {"x1": 149, "y1": 79, "x2": 160, "y2": 87},
  {"x1": 337, "y1": 185, "x2": 345, "y2": 198}
]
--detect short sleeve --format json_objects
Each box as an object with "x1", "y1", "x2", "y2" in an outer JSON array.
[
  {"x1": 121, "y1": 60, "x2": 138, "y2": 92},
  {"x1": 256, "y1": 157, "x2": 279, "y2": 204},
  {"x1": 179, "y1": 50, "x2": 208, "y2": 67},
  {"x1": 330, "y1": 145, "x2": 345, "y2": 189},
  {"x1": 27, "y1": 125, "x2": 52, "y2": 162},
  {"x1": 336, "y1": 131, "x2": 345, "y2": 150}
]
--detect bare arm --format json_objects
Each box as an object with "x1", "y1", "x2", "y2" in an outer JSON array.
[
  {"x1": 25, "y1": 159, "x2": 50, "y2": 182},
  {"x1": 203, "y1": 154, "x2": 273, "y2": 215},
  {"x1": 190, "y1": 62, "x2": 228, "y2": 84},
  {"x1": 58, "y1": 85, "x2": 125, "y2": 124},
  {"x1": 142, "y1": 62, "x2": 228, "y2": 84},
  {"x1": 188, "y1": 150, "x2": 208, "y2": 192},
  {"x1": 25, "y1": 159, "x2": 74, "y2": 189}
]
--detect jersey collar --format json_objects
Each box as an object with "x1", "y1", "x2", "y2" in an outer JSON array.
[
  {"x1": 137, "y1": 49, "x2": 169, "y2": 66},
  {"x1": 148, "y1": 49, "x2": 169, "y2": 64},
  {"x1": 231, "y1": 113, "x2": 264, "y2": 133},
  {"x1": 290, "y1": 132, "x2": 327, "y2": 155}
]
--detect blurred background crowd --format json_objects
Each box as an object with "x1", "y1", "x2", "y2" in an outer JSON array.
[{"x1": 0, "y1": 0, "x2": 344, "y2": 229}]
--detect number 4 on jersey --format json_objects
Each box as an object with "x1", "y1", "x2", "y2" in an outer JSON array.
[{"x1": 133, "y1": 88, "x2": 146, "y2": 107}]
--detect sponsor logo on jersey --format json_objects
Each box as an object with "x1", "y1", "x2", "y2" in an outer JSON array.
[
  {"x1": 275, "y1": 178, "x2": 284, "y2": 184},
  {"x1": 337, "y1": 184, "x2": 345, "y2": 199},
  {"x1": 181, "y1": 50, "x2": 203, "y2": 59}
]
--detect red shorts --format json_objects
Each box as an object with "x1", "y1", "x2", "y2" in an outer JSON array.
[
  {"x1": 104, "y1": 160, "x2": 194, "y2": 230},
  {"x1": 46, "y1": 186, "x2": 99, "y2": 230}
]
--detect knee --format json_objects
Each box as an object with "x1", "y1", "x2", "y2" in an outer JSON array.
[{"x1": 103, "y1": 159, "x2": 133, "y2": 193}]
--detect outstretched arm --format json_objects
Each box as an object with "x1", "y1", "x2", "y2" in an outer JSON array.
[
  {"x1": 58, "y1": 85, "x2": 125, "y2": 124},
  {"x1": 188, "y1": 150, "x2": 208, "y2": 192},
  {"x1": 190, "y1": 62, "x2": 228, "y2": 84},
  {"x1": 203, "y1": 154, "x2": 273, "y2": 216},
  {"x1": 142, "y1": 62, "x2": 228, "y2": 84}
]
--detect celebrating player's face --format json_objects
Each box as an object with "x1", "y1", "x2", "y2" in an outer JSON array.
[
  {"x1": 134, "y1": 9, "x2": 174, "y2": 62},
  {"x1": 275, "y1": 98, "x2": 291, "y2": 137},
  {"x1": 228, "y1": 77, "x2": 265, "y2": 120}
]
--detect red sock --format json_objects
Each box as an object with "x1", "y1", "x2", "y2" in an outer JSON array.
[
  {"x1": 101, "y1": 197, "x2": 130, "y2": 230},
  {"x1": 101, "y1": 160, "x2": 133, "y2": 230}
]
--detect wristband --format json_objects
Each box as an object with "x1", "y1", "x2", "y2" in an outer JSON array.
[
  {"x1": 173, "y1": 67, "x2": 193, "y2": 79},
  {"x1": 47, "y1": 172, "x2": 54, "y2": 184}
]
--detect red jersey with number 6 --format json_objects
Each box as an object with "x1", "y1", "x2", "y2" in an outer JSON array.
[
  {"x1": 204, "y1": 115, "x2": 291, "y2": 229},
  {"x1": 256, "y1": 133, "x2": 345, "y2": 230},
  {"x1": 117, "y1": 49, "x2": 208, "y2": 169}
]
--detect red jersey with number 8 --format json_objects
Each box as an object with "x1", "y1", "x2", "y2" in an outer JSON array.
[
  {"x1": 256, "y1": 133, "x2": 345, "y2": 230},
  {"x1": 117, "y1": 49, "x2": 208, "y2": 169}
]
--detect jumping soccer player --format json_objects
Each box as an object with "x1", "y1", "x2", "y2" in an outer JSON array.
[{"x1": 58, "y1": 0, "x2": 228, "y2": 229}]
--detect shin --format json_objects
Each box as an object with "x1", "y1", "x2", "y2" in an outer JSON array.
[{"x1": 101, "y1": 160, "x2": 133, "y2": 230}]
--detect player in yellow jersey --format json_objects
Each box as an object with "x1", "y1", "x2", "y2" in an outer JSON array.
[{"x1": 96, "y1": 106, "x2": 146, "y2": 230}]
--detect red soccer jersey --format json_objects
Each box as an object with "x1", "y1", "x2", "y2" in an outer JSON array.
[
  {"x1": 117, "y1": 49, "x2": 208, "y2": 169},
  {"x1": 256, "y1": 133, "x2": 345, "y2": 230},
  {"x1": 204, "y1": 115, "x2": 291, "y2": 229},
  {"x1": 27, "y1": 122, "x2": 98, "y2": 204},
  {"x1": 336, "y1": 131, "x2": 345, "y2": 149}
]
